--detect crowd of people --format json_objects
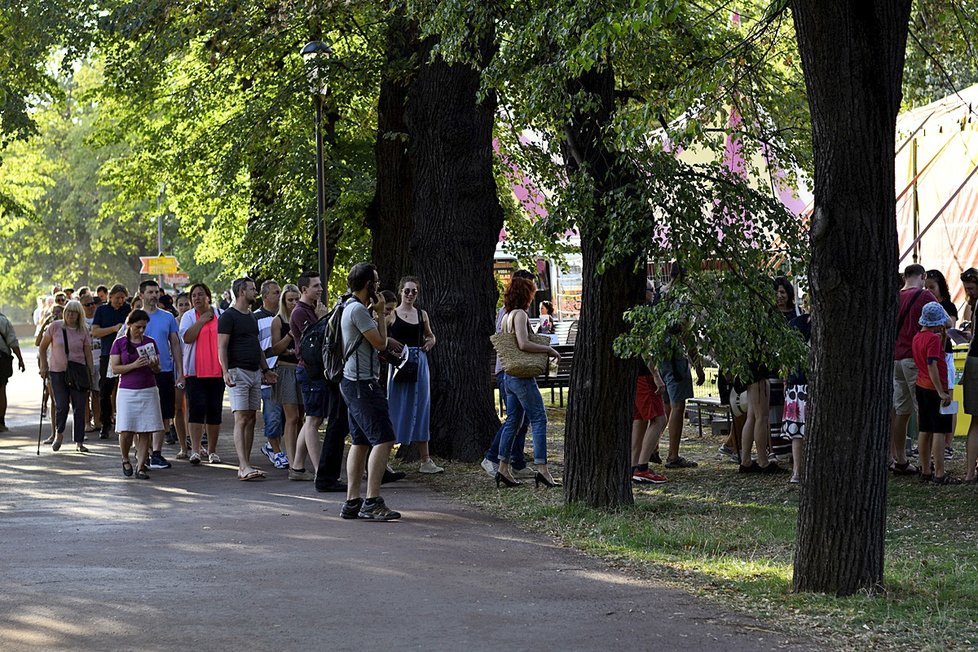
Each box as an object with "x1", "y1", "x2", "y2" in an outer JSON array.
[{"x1": 6, "y1": 260, "x2": 977, "y2": 524}]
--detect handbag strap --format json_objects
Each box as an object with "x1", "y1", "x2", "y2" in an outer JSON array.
[{"x1": 61, "y1": 322, "x2": 70, "y2": 355}]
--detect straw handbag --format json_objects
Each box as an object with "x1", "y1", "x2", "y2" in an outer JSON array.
[{"x1": 490, "y1": 310, "x2": 550, "y2": 379}]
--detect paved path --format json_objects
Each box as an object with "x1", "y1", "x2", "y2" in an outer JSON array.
[{"x1": 0, "y1": 351, "x2": 807, "y2": 651}]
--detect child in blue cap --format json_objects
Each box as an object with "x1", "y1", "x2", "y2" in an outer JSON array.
[{"x1": 912, "y1": 301, "x2": 958, "y2": 483}]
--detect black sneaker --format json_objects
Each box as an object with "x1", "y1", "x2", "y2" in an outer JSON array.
[
  {"x1": 164, "y1": 426, "x2": 177, "y2": 445},
  {"x1": 315, "y1": 479, "x2": 349, "y2": 493},
  {"x1": 341, "y1": 498, "x2": 363, "y2": 520},
  {"x1": 738, "y1": 461, "x2": 760, "y2": 473},
  {"x1": 649, "y1": 452, "x2": 662, "y2": 465},
  {"x1": 148, "y1": 452, "x2": 172, "y2": 470},
  {"x1": 357, "y1": 497, "x2": 401, "y2": 521},
  {"x1": 759, "y1": 461, "x2": 787, "y2": 474},
  {"x1": 381, "y1": 469, "x2": 406, "y2": 484}
]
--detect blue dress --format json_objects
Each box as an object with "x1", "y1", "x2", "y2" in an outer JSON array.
[{"x1": 387, "y1": 312, "x2": 431, "y2": 445}]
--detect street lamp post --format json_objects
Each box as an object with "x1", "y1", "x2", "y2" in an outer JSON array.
[{"x1": 301, "y1": 40, "x2": 332, "y2": 281}]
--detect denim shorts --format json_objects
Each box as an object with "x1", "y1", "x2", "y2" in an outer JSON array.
[
  {"x1": 297, "y1": 366, "x2": 330, "y2": 418},
  {"x1": 340, "y1": 378, "x2": 396, "y2": 447},
  {"x1": 658, "y1": 356, "x2": 694, "y2": 404}
]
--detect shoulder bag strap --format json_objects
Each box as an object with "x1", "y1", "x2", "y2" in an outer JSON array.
[
  {"x1": 62, "y1": 323, "x2": 70, "y2": 355},
  {"x1": 896, "y1": 288, "x2": 925, "y2": 333}
]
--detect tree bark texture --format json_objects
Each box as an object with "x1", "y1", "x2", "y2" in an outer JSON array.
[
  {"x1": 562, "y1": 63, "x2": 644, "y2": 507},
  {"x1": 402, "y1": 39, "x2": 504, "y2": 461},
  {"x1": 791, "y1": 0, "x2": 912, "y2": 596},
  {"x1": 366, "y1": 12, "x2": 417, "y2": 291}
]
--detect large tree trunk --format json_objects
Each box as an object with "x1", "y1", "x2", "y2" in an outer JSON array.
[
  {"x1": 403, "y1": 39, "x2": 504, "y2": 461},
  {"x1": 366, "y1": 12, "x2": 417, "y2": 290},
  {"x1": 791, "y1": 0, "x2": 912, "y2": 596},
  {"x1": 562, "y1": 63, "x2": 643, "y2": 507}
]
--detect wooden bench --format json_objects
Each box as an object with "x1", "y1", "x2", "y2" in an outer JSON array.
[
  {"x1": 537, "y1": 344, "x2": 575, "y2": 407},
  {"x1": 686, "y1": 396, "x2": 733, "y2": 439}
]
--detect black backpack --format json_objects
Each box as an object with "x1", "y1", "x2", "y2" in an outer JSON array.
[
  {"x1": 299, "y1": 315, "x2": 329, "y2": 379},
  {"x1": 323, "y1": 296, "x2": 362, "y2": 383}
]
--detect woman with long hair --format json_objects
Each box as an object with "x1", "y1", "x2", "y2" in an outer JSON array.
[
  {"x1": 38, "y1": 300, "x2": 93, "y2": 452},
  {"x1": 271, "y1": 284, "x2": 303, "y2": 466},
  {"x1": 386, "y1": 276, "x2": 441, "y2": 474},
  {"x1": 925, "y1": 269, "x2": 959, "y2": 460},
  {"x1": 179, "y1": 283, "x2": 225, "y2": 465},
  {"x1": 494, "y1": 276, "x2": 561, "y2": 488},
  {"x1": 110, "y1": 309, "x2": 163, "y2": 479}
]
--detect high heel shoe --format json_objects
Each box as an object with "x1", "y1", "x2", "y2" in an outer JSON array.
[
  {"x1": 495, "y1": 471, "x2": 520, "y2": 488},
  {"x1": 535, "y1": 472, "x2": 562, "y2": 488}
]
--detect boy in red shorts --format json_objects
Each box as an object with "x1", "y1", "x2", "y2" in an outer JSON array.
[{"x1": 631, "y1": 357, "x2": 668, "y2": 484}]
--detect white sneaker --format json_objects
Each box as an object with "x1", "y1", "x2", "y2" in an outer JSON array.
[
  {"x1": 273, "y1": 452, "x2": 289, "y2": 469},
  {"x1": 480, "y1": 457, "x2": 498, "y2": 478},
  {"x1": 208, "y1": 452, "x2": 222, "y2": 464},
  {"x1": 420, "y1": 459, "x2": 444, "y2": 474},
  {"x1": 261, "y1": 443, "x2": 276, "y2": 464}
]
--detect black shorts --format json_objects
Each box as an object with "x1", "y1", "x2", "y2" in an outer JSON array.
[
  {"x1": 340, "y1": 378, "x2": 396, "y2": 447},
  {"x1": 186, "y1": 376, "x2": 225, "y2": 425},
  {"x1": 155, "y1": 371, "x2": 176, "y2": 420},
  {"x1": 0, "y1": 352, "x2": 12, "y2": 385},
  {"x1": 915, "y1": 385, "x2": 952, "y2": 434}
]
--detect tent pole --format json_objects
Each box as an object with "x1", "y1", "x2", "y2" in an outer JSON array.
[{"x1": 900, "y1": 161, "x2": 978, "y2": 263}]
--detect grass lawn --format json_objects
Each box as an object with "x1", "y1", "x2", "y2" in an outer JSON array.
[{"x1": 404, "y1": 399, "x2": 978, "y2": 652}]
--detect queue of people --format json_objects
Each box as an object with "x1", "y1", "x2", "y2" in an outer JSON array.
[{"x1": 24, "y1": 265, "x2": 454, "y2": 521}]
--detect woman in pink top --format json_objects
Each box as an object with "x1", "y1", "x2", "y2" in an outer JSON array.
[
  {"x1": 110, "y1": 310, "x2": 162, "y2": 479},
  {"x1": 38, "y1": 300, "x2": 93, "y2": 452},
  {"x1": 179, "y1": 283, "x2": 225, "y2": 465}
]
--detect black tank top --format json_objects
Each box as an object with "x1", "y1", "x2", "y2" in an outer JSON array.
[
  {"x1": 389, "y1": 311, "x2": 424, "y2": 347},
  {"x1": 277, "y1": 318, "x2": 299, "y2": 364}
]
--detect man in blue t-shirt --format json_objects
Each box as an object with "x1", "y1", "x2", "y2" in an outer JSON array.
[
  {"x1": 140, "y1": 280, "x2": 184, "y2": 470},
  {"x1": 91, "y1": 284, "x2": 130, "y2": 438}
]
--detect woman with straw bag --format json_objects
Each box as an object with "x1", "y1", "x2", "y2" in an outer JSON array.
[{"x1": 491, "y1": 276, "x2": 561, "y2": 488}]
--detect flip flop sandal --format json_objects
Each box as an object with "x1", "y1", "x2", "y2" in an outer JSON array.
[{"x1": 238, "y1": 470, "x2": 264, "y2": 481}]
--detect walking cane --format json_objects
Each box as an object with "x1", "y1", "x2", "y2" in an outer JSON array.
[{"x1": 36, "y1": 383, "x2": 48, "y2": 455}]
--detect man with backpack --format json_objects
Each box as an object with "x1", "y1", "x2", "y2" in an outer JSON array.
[
  {"x1": 340, "y1": 263, "x2": 402, "y2": 521},
  {"x1": 291, "y1": 271, "x2": 346, "y2": 490}
]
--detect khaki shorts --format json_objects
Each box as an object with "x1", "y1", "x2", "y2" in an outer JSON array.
[
  {"x1": 892, "y1": 358, "x2": 918, "y2": 416},
  {"x1": 227, "y1": 368, "x2": 262, "y2": 412},
  {"x1": 963, "y1": 356, "x2": 978, "y2": 416}
]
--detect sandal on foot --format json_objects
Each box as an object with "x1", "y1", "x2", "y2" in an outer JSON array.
[
  {"x1": 891, "y1": 461, "x2": 919, "y2": 476},
  {"x1": 934, "y1": 475, "x2": 962, "y2": 485},
  {"x1": 238, "y1": 469, "x2": 264, "y2": 482},
  {"x1": 122, "y1": 460, "x2": 134, "y2": 477}
]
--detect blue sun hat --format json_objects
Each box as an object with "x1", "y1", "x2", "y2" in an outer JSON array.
[{"x1": 919, "y1": 301, "x2": 950, "y2": 327}]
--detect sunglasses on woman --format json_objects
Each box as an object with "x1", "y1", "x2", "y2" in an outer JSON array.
[{"x1": 402, "y1": 288, "x2": 418, "y2": 295}]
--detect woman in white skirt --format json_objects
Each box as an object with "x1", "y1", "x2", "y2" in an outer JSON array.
[{"x1": 109, "y1": 309, "x2": 163, "y2": 479}]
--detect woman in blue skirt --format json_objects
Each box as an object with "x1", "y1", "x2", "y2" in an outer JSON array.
[{"x1": 386, "y1": 276, "x2": 442, "y2": 474}]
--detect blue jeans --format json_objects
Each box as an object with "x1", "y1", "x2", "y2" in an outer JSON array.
[
  {"x1": 497, "y1": 374, "x2": 548, "y2": 465},
  {"x1": 485, "y1": 372, "x2": 528, "y2": 469},
  {"x1": 260, "y1": 386, "x2": 283, "y2": 439}
]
